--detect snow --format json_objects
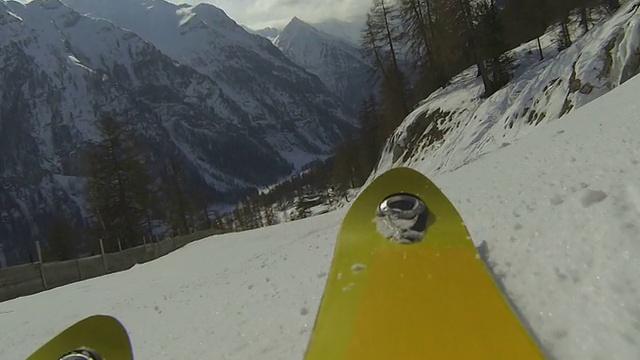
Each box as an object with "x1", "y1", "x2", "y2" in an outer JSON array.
[
  {"x1": 431, "y1": 73, "x2": 640, "y2": 360},
  {"x1": 2, "y1": 72, "x2": 640, "y2": 360},
  {"x1": 378, "y1": 0, "x2": 640, "y2": 176},
  {"x1": 0, "y1": 210, "x2": 344, "y2": 359}
]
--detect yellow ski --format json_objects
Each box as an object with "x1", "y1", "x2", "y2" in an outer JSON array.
[
  {"x1": 26, "y1": 315, "x2": 133, "y2": 360},
  {"x1": 305, "y1": 167, "x2": 544, "y2": 359}
]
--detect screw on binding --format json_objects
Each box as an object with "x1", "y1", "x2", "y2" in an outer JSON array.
[
  {"x1": 58, "y1": 348, "x2": 103, "y2": 360},
  {"x1": 376, "y1": 194, "x2": 428, "y2": 244}
]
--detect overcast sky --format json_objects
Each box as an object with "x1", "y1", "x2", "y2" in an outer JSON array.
[{"x1": 170, "y1": 0, "x2": 370, "y2": 29}]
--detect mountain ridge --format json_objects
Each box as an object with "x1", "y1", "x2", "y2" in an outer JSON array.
[
  {"x1": 0, "y1": 0, "x2": 356, "y2": 264},
  {"x1": 275, "y1": 17, "x2": 374, "y2": 115}
]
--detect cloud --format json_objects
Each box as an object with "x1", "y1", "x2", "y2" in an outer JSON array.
[{"x1": 172, "y1": 0, "x2": 370, "y2": 29}]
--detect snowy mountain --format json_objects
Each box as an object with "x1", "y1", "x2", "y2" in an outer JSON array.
[
  {"x1": 3, "y1": 69, "x2": 640, "y2": 360},
  {"x1": 242, "y1": 17, "x2": 363, "y2": 47},
  {"x1": 60, "y1": 0, "x2": 356, "y2": 168},
  {"x1": 376, "y1": 0, "x2": 640, "y2": 178},
  {"x1": 242, "y1": 25, "x2": 280, "y2": 42},
  {"x1": 0, "y1": 0, "x2": 355, "y2": 263},
  {"x1": 275, "y1": 17, "x2": 374, "y2": 114},
  {"x1": 61, "y1": 0, "x2": 355, "y2": 145}
]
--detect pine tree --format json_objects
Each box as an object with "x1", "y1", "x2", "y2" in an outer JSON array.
[
  {"x1": 475, "y1": 0, "x2": 514, "y2": 96},
  {"x1": 502, "y1": 0, "x2": 553, "y2": 60},
  {"x1": 162, "y1": 156, "x2": 192, "y2": 236},
  {"x1": 46, "y1": 215, "x2": 78, "y2": 261},
  {"x1": 557, "y1": 13, "x2": 573, "y2": 51},
  {"x1": 358, "y1": 96, "x2": 383, "y2": 178},
  {"x1": 264, "y1": 205, "x2": 278, "y2": 226},
  {"x1": 331, "y1": 136, "x2": 360, "y2": 191},
  {"x1": 362, "y1": 0, "x2": 411, "y2": 117},
  {"x1": 578, "y1": 4, "x2": 592, "y2": 34},
  {"x1": 85, "y1": 116, "x2": 157, "y2": 252},
  {"x1": 213, "y1": 211, "x2": 225, "y2": 230},
  {"x1": 397, "y1": 0, "x2": 448, "y2": 95}
]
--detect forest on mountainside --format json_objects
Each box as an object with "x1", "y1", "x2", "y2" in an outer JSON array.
[{"x1": 226, "y1": 0, "x2": 623, "y2": 231}]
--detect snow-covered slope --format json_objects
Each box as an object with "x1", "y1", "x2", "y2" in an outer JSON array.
[
  {"x1": 275, "y1": 17, "x2": 374, "y2": 114},
  {"x1": 3, "y1": 65, "x2": 640, "y2": 360},
  {"x1": 376, "y1": 1, "x2": 640, "y2": 176}
]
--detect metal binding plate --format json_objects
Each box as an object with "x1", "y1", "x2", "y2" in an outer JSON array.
[{"x1": 375, "y1": 194, "x2": 428, "y2": 244}]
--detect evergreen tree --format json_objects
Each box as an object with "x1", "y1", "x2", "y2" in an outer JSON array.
[
  {"x1": 162, "y1": 156, "x2": 193, "y2": 236},
  {"x1": 501, "y1": 0, "x2": 539, "y2": 58},
  {"x1": 556, "y1": 11, "x2": 573, "y2": 51},
  {"x1": 475, "y1": 0, "x2": 514, "y2": 96},
  {"x1": 397, "y1": 0, "x2": 448, "y2": 95},
  {"x1": 264, "y1": 205, "x2": 278, "y2": 226},
  {"x1": 362, "y1": 0, "x2": 411, "y2": 117},
  {"x1": 46, "y1": 215, "x2": 79, "y2": 261},
  {"x1": 85, "y1": 116, "x2": 157, "y2": 252}
]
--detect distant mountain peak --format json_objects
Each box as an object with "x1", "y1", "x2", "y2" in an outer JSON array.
[
  {"x1": 190, "y1": 1, "x2": 238, "y2": 26},
  {"x1": 284, "y1": 16, "x2": 320, "y2": 34},
  {"x1": 279, "y1": 17, "x2": 356, "y2": 52},
  {"x1": 275, "y1": 15, "x2": 374, "y2": 116}
]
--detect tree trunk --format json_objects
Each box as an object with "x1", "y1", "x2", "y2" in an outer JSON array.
[
  {"x1": 579, "y1": 6, "x2": 590, "y2": 34},
  {"x1": 380, "y1": 0, "x2": 410, "y2": 115},
  {"x1": 537, "y1": 37, "x2": 543, "y2": 60}
]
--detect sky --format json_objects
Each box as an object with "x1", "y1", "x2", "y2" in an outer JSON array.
[{"x1": 170, "y1": 0, "x2": 371, "y2": 29}]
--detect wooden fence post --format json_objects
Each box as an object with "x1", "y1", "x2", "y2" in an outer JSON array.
[
  {"x1": 117, "y1": 238, "x2": 122, "y2": 252},
  {"x1": 99, "y1": 239, "x2": 107, "y2": 273},
  {"x1": 142, "y1": 236, "x2": 146, "y2": 246},
  {"x1": 153, "y1": 235, "x2": 159, "y2": 258},
  {"x1": 76, "y1": 259, "x2": 83, "y2": 280},
  {"x1": 35, "y1": 241, "x2": 47, "y2": 289}
]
